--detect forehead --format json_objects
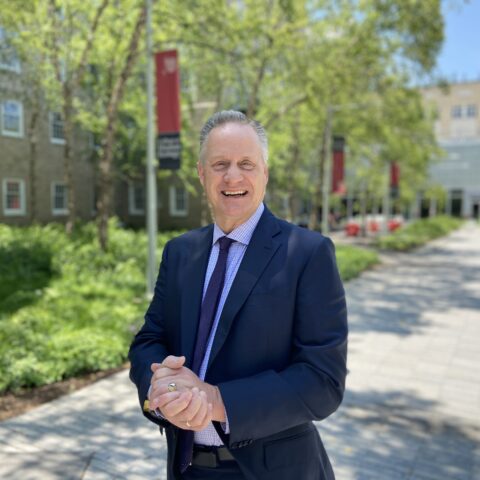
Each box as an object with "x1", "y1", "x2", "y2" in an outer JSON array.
[{"x1": 204, "y1": 123, "x2": 263, "y2": 160}]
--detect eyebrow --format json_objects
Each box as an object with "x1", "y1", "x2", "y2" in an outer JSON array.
[{"x1": 210, "y1": 156, "x2": 254, "y2": 161}]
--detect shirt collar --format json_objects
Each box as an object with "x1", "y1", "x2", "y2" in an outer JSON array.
[{"x1": 212, "y1": 203, "x2": 265, "y2": 246}]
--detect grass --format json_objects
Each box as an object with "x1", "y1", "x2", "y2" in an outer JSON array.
[
  {"x1": 374, "y1": 216, "x2": 463, "y2": 251},
  {"x1": 335, "y1": 245, "x2": 379, "y2": 281}
]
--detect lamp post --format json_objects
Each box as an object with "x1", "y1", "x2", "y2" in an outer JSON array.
[{"x1": 321, "y1": 105, "x2": 333, "y2": 234}]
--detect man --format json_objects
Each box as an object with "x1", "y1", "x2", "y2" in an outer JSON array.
[{"x1": 129, "y1": 110, "x2": 348, "y2": 479}]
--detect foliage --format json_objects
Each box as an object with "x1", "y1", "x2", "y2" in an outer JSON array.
[
  {"x1": 150, "y1": 0, "x2": 444, "y2": 224},
  {"x1": 1, "y1": 0, "x2": 446, "y2": 230},
  {"x1": 374, "y1": 216, "x2": 463, "y2": 251},
  {"x1": 0, "y1": 222, "x2": 379, "y2": 393},
  {"x1": 0, "y1": 221, "x2": 180, "y2": 393},
  {"x1": 335, "y1": 245, "x2": 379, "y2": 282}
]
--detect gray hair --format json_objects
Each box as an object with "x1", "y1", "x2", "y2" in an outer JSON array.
[{"x1": 199, "y1": 110, "x2": 269, "y2": 164}]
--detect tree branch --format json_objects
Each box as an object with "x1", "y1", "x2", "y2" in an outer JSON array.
[
  {"x1": 74, "y1": 0, "x2": 110, "y2": 89},
  {"x1": 263, "y1": 94, "x2": 308, "y2": 129}
]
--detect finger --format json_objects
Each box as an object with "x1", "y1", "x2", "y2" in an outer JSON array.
[
  {"x1": 161, "y1": 391, "x2": 193, "y2": 418},
  {"x1": 150, "y1": 391, "x2": 181, "y2": 410},
  {"x1": 151, "y1": 379, "x2": 177, "y2": 397},
  {"x1": 151, "y1": 363, "x2": 163, "y2": 373},
  {"x1": 174, "y1": 388, "x2": 202, "y2": 423},
  {"x1": 188, "y1": 391, "x2": 208, "y2": 428},
  {"x1": 152, "y1": 367, "x2": 182, "y2": 381},
  {"x1": 192, "y1": 402, "x2": 213, "y2": 432},
  {"x1": 162, "y1": 355, "x2": 185, "y2": 369}
]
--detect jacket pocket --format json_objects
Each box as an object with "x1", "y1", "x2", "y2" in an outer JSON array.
[{"x1": 263, "y1": 427, "x2": 317, "y2": 471}]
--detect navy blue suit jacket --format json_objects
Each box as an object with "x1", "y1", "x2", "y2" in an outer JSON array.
[{"x1": 129, "y1": 207, "x2": 348, "y2": 479}]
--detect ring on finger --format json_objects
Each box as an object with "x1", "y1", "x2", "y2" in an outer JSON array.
[
  {"x1": 186, "y1": 421, "x2": 192, "y2": 427},
  {"x1": 167, "y1": 382, "x2": 177, "y2": 392}
]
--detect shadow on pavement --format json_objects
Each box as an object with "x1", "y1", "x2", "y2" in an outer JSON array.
[
  {"x1": 0, "y1": 385, "x2": 167, "y2": 479},
  {"x1": 321, "y1": 389, "x2": 479, "y2": 480},
  {"x1": 346, "y1": 243, "x2": 480, "y2": 337}
]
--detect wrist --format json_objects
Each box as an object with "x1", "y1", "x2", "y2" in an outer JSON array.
[{"x1": 203, "y1": 382, "x2": 225, "y2": 422}]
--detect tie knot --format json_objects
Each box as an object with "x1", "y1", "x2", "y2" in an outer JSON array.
[{"x1": 218, "y1": 236, "x2": 234, "y2": 252}]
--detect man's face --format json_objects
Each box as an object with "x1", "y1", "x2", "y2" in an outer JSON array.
[{"x1": 198, "y1": 122, "x2": 268, "y2": 233}]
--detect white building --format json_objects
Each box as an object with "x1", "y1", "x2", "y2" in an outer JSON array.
[{"x1": 421, "y1": 81, "x2": 480, "y2": 218}]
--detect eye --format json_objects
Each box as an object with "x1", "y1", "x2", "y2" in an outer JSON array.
[
  {"x1": 240, "y1": 161, "x2": 255, "y2": 170},
  {"x1": 212, "y1": 161, "x2": 229, "y2": 171}
]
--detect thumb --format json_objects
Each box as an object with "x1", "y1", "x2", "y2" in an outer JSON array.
[{"x1": 162, "y1": 355, "x2": 186, "y2": 369}]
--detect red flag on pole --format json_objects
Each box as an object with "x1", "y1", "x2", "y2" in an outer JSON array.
[
  {"x1": 155, "y1": 50, "x2": 181, "y2": 169},
  {"x1": 332, "y1": 136, "x2": 346, "y2": 194},
  {"x1": 390, "y1": 162, "x2": 400, "y2": 187},
  {"x1": 390, "y1": 162, "x2": 400, "y2": 198}
]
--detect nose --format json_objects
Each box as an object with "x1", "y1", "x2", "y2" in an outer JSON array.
[{"x1": 224, "y1": 164, "x2": 243, "y2": 183}]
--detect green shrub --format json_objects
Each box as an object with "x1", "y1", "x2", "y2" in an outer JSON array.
[
  {"x1": 335, "y1": 245, "x2": 379, "y2": 281},
  {"x1": 0, "y1": 221, "x2": 180, "y2": 393},
  {"x1": 375, "y1": 216, "x2": 463, "y2": 251},
  {"x1": 0, "y1": 220, "x2": 377, "y2": 393}
]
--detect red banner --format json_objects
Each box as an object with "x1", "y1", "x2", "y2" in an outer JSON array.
[
  {"x1": 390, "y1": 162, "x2": 400, "y2": 187},
  {"x1": 155, "y1": 50, "x2": 180, "y2": 133},
  {"x1": 332, "y1": 136, "x2": 346, "y2": 194},
  {"x1": 155, "y1": 50, "x2": 181, "y2": 169}
]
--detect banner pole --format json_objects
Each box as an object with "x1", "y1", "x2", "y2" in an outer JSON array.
[{"x1": 146, "y1": 0, "x2": 158, "y2": 296}]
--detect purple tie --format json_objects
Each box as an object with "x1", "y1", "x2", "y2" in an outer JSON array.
[{"x1": 178, "y1": 236, "x2": 234, "y2": 473}]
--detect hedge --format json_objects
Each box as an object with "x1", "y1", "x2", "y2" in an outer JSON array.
[
  {"x1": 0, "y1": 220, "x2": 180, "y2": 393},
  {"x1": 374, "y1": 216, "x2": 463, "y2": 251}
]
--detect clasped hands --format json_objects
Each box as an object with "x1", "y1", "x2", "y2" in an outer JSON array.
[{"x1": 148, "y1": 355, "x2": 226, "y2": 431}]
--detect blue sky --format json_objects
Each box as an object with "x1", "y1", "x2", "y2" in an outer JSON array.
[{"x1": 435, "y1": 0, "x2": 480, "y2": 80}]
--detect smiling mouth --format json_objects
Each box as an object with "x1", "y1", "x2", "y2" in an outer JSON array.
[{"x1": 221, "y1": 190, "x2": 247, "y2": 197}]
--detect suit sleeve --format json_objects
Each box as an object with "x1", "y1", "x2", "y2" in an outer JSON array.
[
  {"x1": 128, "y1": 242, "x2": 172, "y2": 427},
  {"x1": 217, "y1": 237, "x2": 348, "y2": 446}
]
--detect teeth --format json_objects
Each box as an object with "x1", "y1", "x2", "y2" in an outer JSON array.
[{"x1": 223, "y1": 191, "x2": 246, "y2": 196}]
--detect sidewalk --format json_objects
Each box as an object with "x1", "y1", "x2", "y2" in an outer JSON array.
[{"x1": 1, "y1": 223, "x2": 479, "y2": 479}]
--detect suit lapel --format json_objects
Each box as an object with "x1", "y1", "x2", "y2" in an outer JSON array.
[
  {"x1": 207, "y1": 209, "x2": 282, "y2": 370},
  {"x1": 180, "y1": 225, "x2": 213, "y2": 368}
]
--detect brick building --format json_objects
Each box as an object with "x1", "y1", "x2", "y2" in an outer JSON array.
[
  {"x1": 0, "y1": 40, "x2": 96, "y2": 226},
  {"x1": 0, "y1": 27, "x2": 204, "y2": 231}
]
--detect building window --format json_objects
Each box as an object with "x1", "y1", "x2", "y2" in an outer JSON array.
[
  {"x1": 451, "y1": 105, "x2": 462, "y2": 118},
  {"x1": 466, "y1": 104, "x2": 478, "y2": 117},
  {"x1": 1, "y1": 100, "x2": 23, "y2": 137},
  {"x1": 0, "y1": 27, "x2": 21, "y2": 72},
  {"x1": 128, "y1": 182, "x2": 145, "y2": 215},
  {"x1": 50, "y1": 112, "x2": 65, "y2": 144},
  {"x1": 2, "y1": 178, "x2": 26, "y2": 216},
  {"x1": 51, "y1": 182, "x2": 68, "y2": 215},
  {"x1": 169, "y1": 185, "x2": 188, "y2": 217}
]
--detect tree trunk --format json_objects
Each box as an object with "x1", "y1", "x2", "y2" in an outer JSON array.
[
  {"x1": 28, "y1": 108, "x2": 39, "y2": 222},
  {"x1": 96, "y1": 4, "x2": 146, "y2": 250},
  {"x1": 429, "y1": 197, "x2": 437, "y2": 217},
  {"x1": 286, "y1": 120, "x2": 301, "y2": 223},
  {"x1": 308, "y1": 113, "x2": 330, "y2": 231},
  {"x1": 360, "y1": 188, "x2": 368, "y2": 237},
  {"x1": 97, "y1": 123, "x2": 115, "y2": 251},
  {"x1": 63, "y1": 92, "x2": 76, "y2": 234}
]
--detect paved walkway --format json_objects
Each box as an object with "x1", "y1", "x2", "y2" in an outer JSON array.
[{"x1": 1, "y1": 223, "x2": 479, "y2": 479}]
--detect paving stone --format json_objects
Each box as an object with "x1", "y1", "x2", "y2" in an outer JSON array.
[{"x1": 0, "y1": 452, "x2": 92, "y2": 480}]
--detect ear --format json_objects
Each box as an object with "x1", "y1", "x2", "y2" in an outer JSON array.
[{"x1": 197, "y1": 161, "x2": 205, "y2": 187}]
